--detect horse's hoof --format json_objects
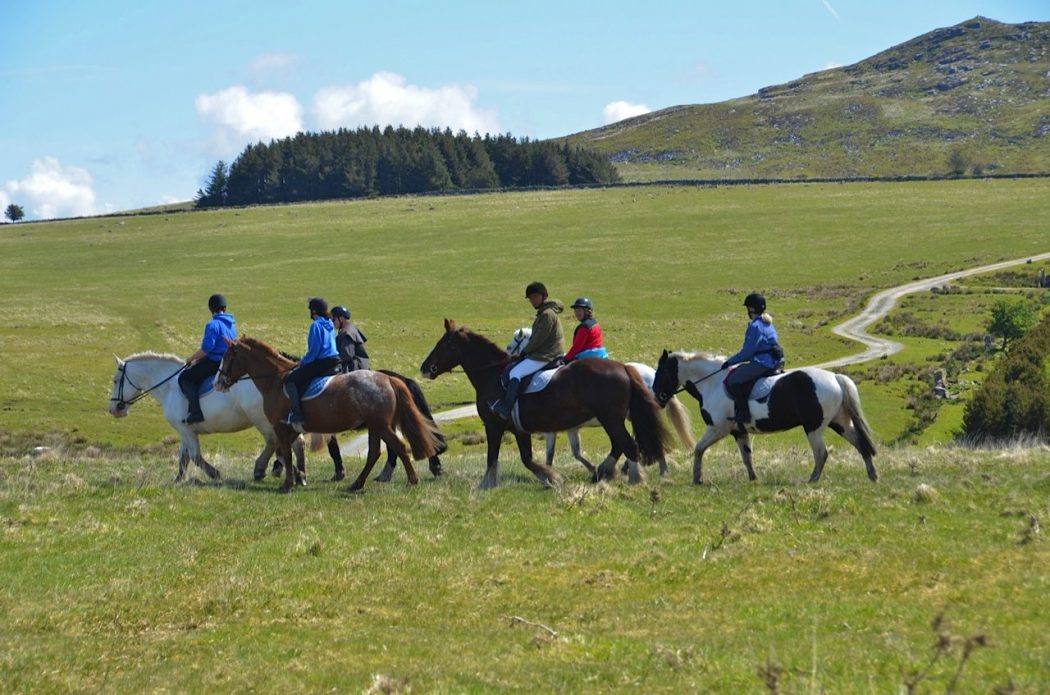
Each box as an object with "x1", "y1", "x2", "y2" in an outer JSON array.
[
  {"x1": 346, "y1": 485, "x2": 365, "y2": 494},
  {"x1": 429, "y1": 464, "x2": 443, "y2": 477},
  {"x1": 330, "y1": 472, "x2": 345, "y2": 482},
  {"x1": 253, "y1": 474, "x2": 265, "y2": 482}
]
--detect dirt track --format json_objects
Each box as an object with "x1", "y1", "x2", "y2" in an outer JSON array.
[{"x1": 342, "y1": 252, "x2": 1050, "y2": 456}]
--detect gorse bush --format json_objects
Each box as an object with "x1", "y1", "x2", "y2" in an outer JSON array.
[{"x1": 963, "y1": 312, "x2": 1050, "y2": 442}]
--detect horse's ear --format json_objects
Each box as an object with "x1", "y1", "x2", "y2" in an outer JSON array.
[
  {"x1": 224, "y1": 336, "x2": 236, "y2": 346},
  {"x1": 659, "y1": 349, "x2": 668, "y2": 363},
  {"x1": 444, "y1": 318, "x2": 456, "y2": 332},
  {"x1": 114, "y1": 355, "x2": 125, "y2": 367}
]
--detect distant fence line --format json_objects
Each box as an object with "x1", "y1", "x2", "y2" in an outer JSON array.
[{"x1": 9, "y1": 171, "x2": 1050, "y2": 225}]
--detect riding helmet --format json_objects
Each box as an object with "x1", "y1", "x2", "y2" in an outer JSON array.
[
  {"x1": 208, "y1": 294, "x2": 227, "y2": 312},
  {"x1": 331, "y1": 305, "x2": 351, "y2": 319},
  {"x1": 743, "y1": 292, "x2": 767, "y2": 313},
  {"x1": 308, "y1": 297, "x2": 329, "y2": 314},
  {"x1": 571, "y1": 297, "x2": 593, "y2": 310},
  {"x1": 525, "y1": 281, "x2": 548, "y2": 298}
]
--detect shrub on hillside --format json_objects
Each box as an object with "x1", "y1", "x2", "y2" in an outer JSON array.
[{"x1": 962, "y1": 313, "x2": 1050, "y2": 442}]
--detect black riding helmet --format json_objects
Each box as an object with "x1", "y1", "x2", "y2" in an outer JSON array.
[
  {"x1": 571, "y1": 297, "x2": 593, "y2": 310},
  {"x1": 208, "y1": 293, "x2": 227, "y2": 313},
  {"x1": 308, "y1": 297, "x2": 328, "y2": 314},
  {"x1": 743, "y1": 292, "x2": 766, "y2": 313},
  {"x1": 331, "y1": 305, "x2": 350, "y2": 319}
]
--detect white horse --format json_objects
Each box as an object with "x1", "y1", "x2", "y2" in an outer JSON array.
[
  {"x1": 507, "y1": 328, "x2": 695, "y2": 476},
  {"x1": 652, "y1": 350, "x2": 878, "y2": 484},
  {"x1": 108, "y1": 352, "x2": 305, "y2": 482}
]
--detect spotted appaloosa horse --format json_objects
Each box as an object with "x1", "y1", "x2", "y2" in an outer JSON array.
[
  {"x1": 652, "y1": 350, "x2": 878, "y2": 484},
  {"x1": 215, "y1": 336, "x2": 443, "y2": 492},
  {"x1": 421, "y1": 319, "x2": 671, "y2": 488}
]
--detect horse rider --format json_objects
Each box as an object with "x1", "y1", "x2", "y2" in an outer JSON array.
[
  {"x1": 331, "y1": 305, "x2": 370, "y2": 373},
  {"x1": 564, "y1": 296, "x2": 608, "y2": 362},
  {"x1": 179, "y1": 293, "x2": 237, "y2": 424},
  {"x1": 282, "y1": 297, "x2": 340, "y2": 428},
  {"x1": 491, "y1": 281, "x2": 565, "y2": 420},
  {"x1": 721, "y1": 292, "x2": 785, "y2": 425}
]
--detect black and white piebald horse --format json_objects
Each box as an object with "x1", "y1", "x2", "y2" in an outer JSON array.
[{"x1": 652, "y1": 350, "x2": 878, "y2": 484}]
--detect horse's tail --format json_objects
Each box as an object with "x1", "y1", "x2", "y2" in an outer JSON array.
[
  {"x1": 391, "y1": 377, "x2": 444, "y2": 461},
  {"x1": 836, "y1": 374, "x2": 877, "y2": 458},
  {"x1": 664, "y1": 395, "x2": 696, "y2": 450},
  {"x1": 626, "y1": 366, "x2": 673, "y2": 466},
  {"x1": 382, "y1": 369, "x2": 448, "y2": 455},
  {"x1": 309, "y1": 432, "x2": 327, "y2": 452}
]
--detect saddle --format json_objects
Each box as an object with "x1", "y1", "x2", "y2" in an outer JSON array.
[
  {"x1": 283, "y1": 375, "x2": 337, "y2": 401},
  {"x1": 499, "y1": 359, "x2": 564, "y2": 393},
  {"x1": 723, "y1": 368, "x2": 783, "y2": 403}
]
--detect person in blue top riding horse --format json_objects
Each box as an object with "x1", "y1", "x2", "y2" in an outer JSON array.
[
  {"x1": 564, "y1": 297, "x2": 608, "y2": 362},
  {"x1": 179, "y1": 293, "x2": 237, "y2": 424},
  {"x1": 492, "y1": 281, "x2": 565, "y2": 420},
  {"x1": 282, "y1": 297, "x2": 340, "y2": 428},
  {"x1": 721, "y1": 292, "x2": 785, "y2": 425}
]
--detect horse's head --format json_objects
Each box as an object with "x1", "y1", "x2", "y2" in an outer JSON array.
[
  {"x1": 108, "y1": 357, "x2": 135, "y2": 417},
  {"x1": 420, "y1": 319, "x2": 464, "y2": 379},
  {"x1": 651, "y1": 350, "x2": 679, "y2": 408},
  {"x1": 215, "y1": 338, "x2": 249, "y2": 391},
  {"x1": 506, "y1": 327, "x2": 531, "y2": 357}
]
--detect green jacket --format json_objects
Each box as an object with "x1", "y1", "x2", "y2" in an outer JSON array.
[{"x1": 522, "y1": 299, "x2": 565, "y2": 362}]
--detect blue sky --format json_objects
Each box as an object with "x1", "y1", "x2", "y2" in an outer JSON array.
[{"x1": 1, "y1": 1, "x2": 1046, "y2": 220}]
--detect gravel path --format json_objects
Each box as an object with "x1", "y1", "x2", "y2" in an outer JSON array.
[{"x1": 342, "y1": 252, "x2": 1050, "y2": 457}]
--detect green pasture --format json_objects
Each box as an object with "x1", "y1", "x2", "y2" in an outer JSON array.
[
  {"x1": 1, "y1": 178, "x2": 1048, "y2": 452},
  {"x1": 2, "y1": 179, "x2": 1050, "y2": 692},
  {"x1": 1, "y1": 444, "x2": 1048, "y2": 692}
]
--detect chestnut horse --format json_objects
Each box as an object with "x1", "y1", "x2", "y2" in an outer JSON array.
[
  {"x1": 420, "y1": 319, "x2": 671, "y2": 489},
  {"x1": 215, "y1": 336, "x2": 443, "y2": 492}
]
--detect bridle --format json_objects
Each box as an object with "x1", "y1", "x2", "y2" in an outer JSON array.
[
  {"x1": 656, "y1": 358, "x2": 723, "y2": 405},
  {"x1": 111, "y1": 361, "x2": 184, "y2": 411}
]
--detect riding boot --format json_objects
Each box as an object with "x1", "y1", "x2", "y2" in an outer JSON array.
[
  {"x1": 183, "y1": 387, "x2": 205, "y2": 424},
  {"x1": 283, "y1": 382, "x2": 305, "y2": 427},
  {"x1": 732, "y1": 398, "x2": 750, "y2": 424},
  {"x1": 491, "y1": 378, "x2": 522, "y2": 420}
]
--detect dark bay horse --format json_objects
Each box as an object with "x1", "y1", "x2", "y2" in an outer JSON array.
[
  {"x1": 420, "y1": 319, "x2": 672, "y2": 489},
  {"x1": 652, "y1": 350, "x2": 878, "y2": 484},
  {"x1": 215, "y1": 336, "x2": 443, "y2": 492}
]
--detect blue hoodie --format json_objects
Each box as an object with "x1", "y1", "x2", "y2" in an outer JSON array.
[
  {"x1": 201, "y1": 312, "x2": 237, "y2": 362},
  {"x1": 302, "y1": 316, "x2": 338, "y2": 364},
  {"x1": 725, "y1": 316, "x2": 782, "y2": 370}
]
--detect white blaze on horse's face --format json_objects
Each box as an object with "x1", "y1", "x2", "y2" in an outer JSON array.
[{"x1": 108, "y1": 358, "x2": 132, "y2": 417}]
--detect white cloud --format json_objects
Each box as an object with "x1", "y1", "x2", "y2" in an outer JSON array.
[
  {"x1": 195, "y1": 86, "x2": 304, "y2": 152},
  {"x1": 312, "y1": 71, "x2": 500, "y2": 134},
  {"x1": 602, "y1": 100, "x2": 652, "y2": 125},
  {"x1": 3, "y1": 157, "x2": 97, "y2": 220}
]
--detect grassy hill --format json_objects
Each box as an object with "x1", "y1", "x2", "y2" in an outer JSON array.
[{"x1": 564, "y1": 17, "x2": 1050, "y2": 181}]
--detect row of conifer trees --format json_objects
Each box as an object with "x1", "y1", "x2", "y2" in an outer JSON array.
[{"x1": 196, "y1": 127, "x2": 621, "y2": 207}]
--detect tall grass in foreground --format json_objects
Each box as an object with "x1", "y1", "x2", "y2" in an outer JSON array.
[{"x1": 1, "y1": 444, "x2": 1047, "y2": 692}]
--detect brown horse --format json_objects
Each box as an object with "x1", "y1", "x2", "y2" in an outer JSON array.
[
  {"x1": 215, "y1": 336, "x2": 443, "y2": 492},
  {"x1": 420, "y1": 319, "x2": 672, "y2": 489}
]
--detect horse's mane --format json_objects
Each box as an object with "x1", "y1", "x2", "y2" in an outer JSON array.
[
  {"x1": 123, "y1": 351, "x2": 183, "y2": 363},
  {"x1": 458, "y1": 325, "x2": 511, "y2": 360},
  {"x1": 239, "y1": 336, "x2": 296, "y2": 366}
]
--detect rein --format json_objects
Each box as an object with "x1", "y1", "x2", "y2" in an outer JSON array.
[
  {"x1": 669, "y1": 362, "x2": 723, "y2": 402},
  {"x1": 111, "y1": 362, "x2": 184, "y2": 410}
]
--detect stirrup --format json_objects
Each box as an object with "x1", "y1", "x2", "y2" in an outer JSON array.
[{"x1": 183, "y1": 412, "x2": 205, "y2": 424}]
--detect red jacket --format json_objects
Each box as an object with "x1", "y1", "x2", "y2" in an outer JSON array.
[{"x1": 565, "y1": 319, "x2": 604, "y2": 361}]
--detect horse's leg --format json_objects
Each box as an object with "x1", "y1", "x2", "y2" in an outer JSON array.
[
  {"x1": 253, "y1": 439, "x2": 276, "y2": 481},
  {"x1": 348, "y1": 430, "x2": 385, "y2": 492},
  {"x1": 626, "y1": 458, "x2": 646, "y2": 485},
  {"x1": 595, "y1": 417, "x2": 634, "y2": 482},
  {"x1": 293, "y1": 435, "x2": 307, "y2": 485},
  {"x1": 692, "y1": 427, "x2": 730, "y2": 485},
  {"x1": 176, "y1": 449, "x2": 190, "y2": 483},
  {"x1": 806, "y1": 428, "x2": 830, "y2": 482},
  {"x1": 195, "y1": 453, "x2": 222, "y2": 480},
  {"x1": 327, "y1": 435, "x2": 346, "y2": 482},
  {"x1": 275, "y1": 426, "x2": 299, "y2": 491},
  {"x1": 374, "y1": 441, "x2": 398, "y2": 483},
  {"x1": 545, "y1": 432, "x2": 557, "y2": 467},
  {"x1": 830, "y1": 421, "x2": 879, "y2": 482},
  {"x1": 515, "y1": 432, "x2": 559, "y2": 488},
  {"x1": 566, "y1": 429, "x2": 597, "y2": 477},
  {"x1": 480, "y1": 422, "x2": 505, "y2": 490},
  {"x1": 731, "y1": 431, "x2": 757, "y2": 481},
  {"x1": 428, "y1": 455, "x2": 442, "y2": 477},
  {"x1": 381, "y1": 427, "x2": 418, "y2": 486}
]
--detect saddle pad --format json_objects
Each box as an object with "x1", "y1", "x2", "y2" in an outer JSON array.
[
  {"x1": 523, "y1": 367, "x2": 560, "y2": 394},
  {"x1": 723, "y1": 372, "x2": 781, "y2": 402},
  {"x1": 199, "y1": 379, "x2": 216, "y2": 398},
  {"x1": 283, "y1": 375, "x2": 336, "y2": 401}
]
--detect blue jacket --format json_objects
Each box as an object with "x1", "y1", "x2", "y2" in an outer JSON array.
[
  {"x1": 201, "y1": 312, "x2": 237, "y2": 362},
  {"x1": 726, "y1": 317, "x2": 783, "y2": 370},
  {"x1": 302, "y1": 316, "x2": 338, "y2": 364}
]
